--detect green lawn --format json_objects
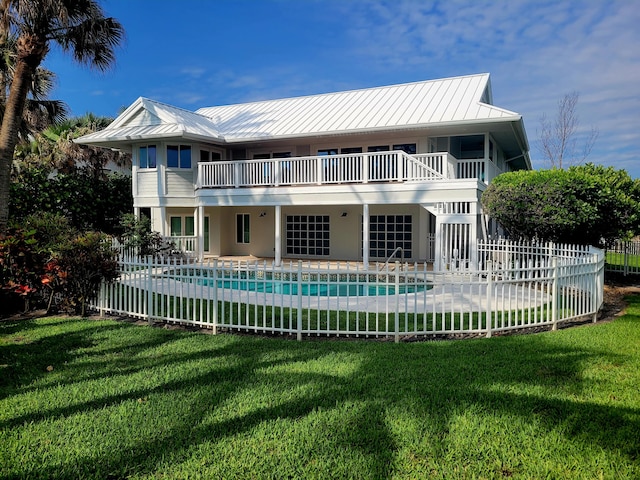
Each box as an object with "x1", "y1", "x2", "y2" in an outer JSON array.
[
  {"x1": 1, "y1": 300, "x2": 639, "y2": 479},
  {"x1": 606, "y1": 250, "x2": 640, "y2": 269}
]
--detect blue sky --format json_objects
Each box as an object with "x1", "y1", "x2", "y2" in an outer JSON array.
[{"x1": 43, "y1": 0, "x2": 640, "y2": 176}]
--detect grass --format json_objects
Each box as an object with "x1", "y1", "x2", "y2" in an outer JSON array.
[
  {"x1": 1, "y1": 300, "x2": 639, "y2": 479},
  {"x1": 606, "y1": 250, "x2": 640, "y2": 269}
]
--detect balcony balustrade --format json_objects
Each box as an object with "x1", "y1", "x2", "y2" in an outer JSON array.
[{"x1": 197, "y1": 151, "x2": 501, "y2": 189}]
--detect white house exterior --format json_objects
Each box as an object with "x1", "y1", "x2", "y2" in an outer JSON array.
[{"x1": 76, "y1": 73, "x2": 531, "y2": 269}]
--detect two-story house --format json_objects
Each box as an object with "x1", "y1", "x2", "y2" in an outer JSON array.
[{"x1": 76, "y1": 73, "x2": 530, "y2": 269}]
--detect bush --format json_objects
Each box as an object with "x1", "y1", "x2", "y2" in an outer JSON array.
[
  {"x1": 0, "y1": 227, "x2": 44, "y2": 314},
  {"x1": 1, "y1": 213, "x2": 119, "y2": 317},
  {"x1": 481, "y1": 164, "x2": 640, "y2": 247},
  {"x1": 10, "y1": 165, "x2": 132, "y2": 234},
  {"x1": 118, "y1": 214, "x2": 177, "y2": 258},
  {"x1": 44, "y1": 232, "x2": 119, "y2": 316}
]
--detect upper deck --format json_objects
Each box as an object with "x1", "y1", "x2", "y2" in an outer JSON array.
[{"x1": 196, "y1": 151, "x2": 503, "y2": 189}]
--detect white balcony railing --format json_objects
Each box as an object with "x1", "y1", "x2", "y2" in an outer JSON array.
[
  {"x1": 456, "y1": 158, "x2": 504, "y2": 184},
  {"x1": 166, "y1": 235, "x2": 197, "y2": 255},
  {"x1": 198, "y1": 151, "x2": 452, "y2": 189}
]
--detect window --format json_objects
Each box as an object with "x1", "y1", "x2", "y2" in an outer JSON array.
[
  {"x1": 170, "y1": 217, "x2": 182, "y2": 236},
  {"x1": 236, "y1": 214, "x2": 250, "y2": 244},
  {"x1": 200, "y1": 150, "x2": 222, "y2": 162},
  {"x1": 317, "y1": 148, "x2": 338, "y2": 156},
  {"x1": 368, "y1": 215, "x2": 412, "y2": 259},
  {"x1": 167, "y1": 145, "x2": 192, "y2": 168},
  {"x1": 170, "y1": 216, "x2": 194, "y2": 236},
  {"x1": 139, "y1": 145, "x2": 156, "y2": 168},
  {"x1": 286, "y1": 215, "x2": 330, "y2": 256},
  {"x1": 251, "y1": 151, "x2": 291, "y2": 159},
  {"x1": 429, "y1": 137, "x2": 449, "y2": 153},
  {"x1": 170, "y1": 215, "x2": 209, "y2": 251},
  {"x1": 367, "y1": 145, "x2": 390, "y2": 152},
  {"x1": 185, "y1": 217, "x2": 195, "y2": 236},
  {"x1": 341, "y1": 147, "x2": 362, "y2": 154},
  {"x1": 450, "y1": 135, "x2": 485, "y2": 159},
  {"x1": 393, "y1": 143, "x2": 417, "y2": 154},
  {"x1": 203, "y1": 217, "x2": 210, "y2": 252}
]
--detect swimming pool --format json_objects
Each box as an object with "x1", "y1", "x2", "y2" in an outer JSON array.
[{"x1": 195, "y1": 278, "x2": 432, "y2": 297}]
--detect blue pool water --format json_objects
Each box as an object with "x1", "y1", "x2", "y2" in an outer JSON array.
[{"x1": 198, "y1": 279, "x2": 431, "y2": 297}]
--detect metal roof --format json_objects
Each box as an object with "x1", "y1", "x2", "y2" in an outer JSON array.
[
  {"x1": 196, "y1": 73, "x2": 519, "y2": 141},
  {"x1": 76, "y1": 97, "x2": 223, "y2": 146},
  {"x1": 76, "y1": 73, "x2": 526, "y2": 149}
]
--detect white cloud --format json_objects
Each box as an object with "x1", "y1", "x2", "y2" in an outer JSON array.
[{"x1": 327, "y1": 0, "x2": 640, "y2": 175}]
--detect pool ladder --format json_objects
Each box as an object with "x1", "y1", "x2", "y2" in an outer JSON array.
[{"x1": 380, "y1": 247, "x2": 404, "y2": 271}]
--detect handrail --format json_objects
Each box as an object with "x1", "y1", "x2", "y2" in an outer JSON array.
[
  {"x1": 198, "y1": 151, "x2": 451, "y2": 188},
  {"x1": 380, "y1": 246, "x2": 404, "y2": 271}
]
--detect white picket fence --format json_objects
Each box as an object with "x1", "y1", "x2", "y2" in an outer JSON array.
[
  {"x1": 605, "y1": 240, "x2": 640, "y2": 276},
  {"x1": 91, "y1": 240, "x2": 604, "y2": 341}
]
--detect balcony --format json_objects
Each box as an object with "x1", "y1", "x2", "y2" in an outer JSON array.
[{"x1": 196, "y1": 151, "x2": 502, "y2": 189}]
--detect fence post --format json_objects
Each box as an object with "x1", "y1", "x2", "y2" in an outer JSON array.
[
  {"x1": 551, "y1": 256, "x2": 559, "y2": 331},
  {"x1": 593, "y1": 253, "x2": 601, "y2": 323},
  {"x1": 146, "y1": 255, "x2": 153, "y2": 326},
  {"x1": 212, "y1": 258, "x2": 218, "y2": 335},
  {"x1": 624, "y1": 241, "x2": 629, "y2": 276},
  {"x1": 394, "y1": 261, "x2": 400, "y2": 343},
  {"x1": 486, "y1": 260, "x2": 493, "y2": 338},
  {"x1": 98, "y1": 282, "x2": 106, "y2": 317},
  {"x1": 297, "y1": 260, "x2": 303, "y2": 341}
]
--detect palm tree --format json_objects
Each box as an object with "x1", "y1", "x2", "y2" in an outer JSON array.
[
  {"x1": 0, "y1": 35, "x2": 68, "y2": 142},
  {"x1": 26, "y1": 112, "x2": 130, "y2": 177},
  {"x1": 0, "y1": 0, "x2": 124, "y2": 232}
]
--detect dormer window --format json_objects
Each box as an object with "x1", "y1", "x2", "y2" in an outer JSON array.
[
  {"x1": 167, "y1": 145, "x2": 192, "y2": 168},
  {"x1": 139, "y1": 145, "x2": 156, "y2": 168}
]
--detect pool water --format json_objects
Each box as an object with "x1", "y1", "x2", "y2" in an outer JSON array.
[{"x1": 198, "y1": 278, "x2": 431, "y2": 297}]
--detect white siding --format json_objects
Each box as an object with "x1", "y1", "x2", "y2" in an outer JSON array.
[
  {"x1": 165, "y1": 170, "x2": 196, "y2": 197},
  {"x1": 136, "y1": 171, "x2": 157, "y2": 197}
]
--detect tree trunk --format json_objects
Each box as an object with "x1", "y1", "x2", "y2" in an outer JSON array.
[{"x1": 0, "y1": 35, "x2": 45, "y2": 232}]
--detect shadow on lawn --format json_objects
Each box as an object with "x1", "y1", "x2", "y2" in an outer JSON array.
[{"x1": 1, "y1": 313, "x2": 639, "y2": 479}]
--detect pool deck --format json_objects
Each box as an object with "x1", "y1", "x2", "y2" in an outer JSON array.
[{"x1": 202, "y1": 255, "x2": 435, "y2": 272}]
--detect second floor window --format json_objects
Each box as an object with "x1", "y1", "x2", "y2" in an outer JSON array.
[
  {"x1": 167, "y1": 145, "x2": 192, "y2": 168},
  {"x1": 139, "y1": 145, "x2": 156, "y2": 168}
]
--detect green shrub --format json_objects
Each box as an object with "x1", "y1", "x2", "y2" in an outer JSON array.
[
  {"x1": 482, "y1": 164, "x2": 640, "y2": 246},
  {"x1": 1, "y1": 214, "x2": 119, "y2": 317},
  {"x1": 45, "y1": 232, "x2": 119, "y2": 317}
]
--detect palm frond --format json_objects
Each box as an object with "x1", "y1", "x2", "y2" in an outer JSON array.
[{"x1": 58, "y1": 16, "x2": 124, "y2": 71}]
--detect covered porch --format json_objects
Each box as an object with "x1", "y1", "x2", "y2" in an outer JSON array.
[{"x1": 160, "y1": 202, "x2": 482, "y2": 271}]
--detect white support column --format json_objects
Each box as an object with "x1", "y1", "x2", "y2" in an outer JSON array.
[
  {"x1": 275, "y1": 205, "x2": 282, "y2": 266},
  {"x1": 362, "y1": 204, "x2": 369, "y2": 266},
  {"x1": 197, "y1": 205, "x2": 204, "y2": 260},
  {"x1": 434, "y1": 216, "x2": 443, "y2": 271},
  {"x1": 159, "y1": 206, "x2": 167, "y2": 236},
  {"x1": 133, "y1": 206, "x2": 140, "y2": 219},
  {"x1": 470, "y1": 203, "x2": 479, "y2": 269}
]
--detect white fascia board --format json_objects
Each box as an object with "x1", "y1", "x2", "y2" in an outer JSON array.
[
  {"x1": 76, "y1": 131, "x2": 186, "y2": 146},
  {"x1": 75, "y1": 131, "x2": 226, "y2": 148},
  {"x1": 196, "y1": 180, "x2": 482, "y2": 206},
  {"x1": 220, "y1": 115, "x2": 523, "y2": 144}
]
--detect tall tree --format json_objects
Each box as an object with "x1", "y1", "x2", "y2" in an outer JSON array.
[
  {"x1": 538, "y1": 92, "x2": 599, "y2": 169},
  {"x1": 0, "y1": 0, "x2": 124, "y2": 232},
  {"x1": 0, "y1": 33, "x2": 67, "y2": 142},
  {"x1": 34, "y1": 113, "x2": 130, "y2": 177}
]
